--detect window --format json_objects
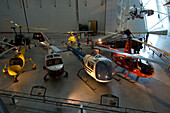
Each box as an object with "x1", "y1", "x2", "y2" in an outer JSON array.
[
  {"x1": 9, "y1": 58, "x2": 23, "y2": 67},
  {"x1": 47, "y1": 58, "x2": 63, "y2": 66},
  {"x1": 142, "y1": 0, "x2": 169, "y2": 31},
  {"x1": 87, "y1": 61, "x2": 94, "y2": 70}
]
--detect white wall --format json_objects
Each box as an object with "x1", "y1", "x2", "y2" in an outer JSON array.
[
  {"x1": 0, "y1": 0, "x2": 105, "y2": 33},
  {"x1": 126, "y1": 0, "x2": 146, "y2": 32},
  {"x1": 105, "y1": 0, "x2": 146, "y2": 33},
  {"x1": 79, "y1": 0, "x2": 105, "y2": 32},
  {"x1": 105, "y1": 0, "x2": 118, "y2": 32}
]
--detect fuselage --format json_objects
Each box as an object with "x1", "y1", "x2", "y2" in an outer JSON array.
[
  {"x1": 8, "y1": 45, "x2": 26, "y2": 76},
  {"x1": 83, "y1": 54, "x2": 115, "y2": 82},
  {"x1": 67, "y1": 46, "x2": 115, "y2": 83},
  {"x1": 95, "y1": 41, "x2": 155, "y2": 78},
  {"x1": 111, "y1": 53, "x2": 155, "y2": 78},
  {"x1": 45, "y1": 53, "x2": 64, "y2": 77}
]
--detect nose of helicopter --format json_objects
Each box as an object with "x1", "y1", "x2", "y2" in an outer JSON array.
[{"x1": 8, "y1": 65, "x2": 22, "y2": 76}]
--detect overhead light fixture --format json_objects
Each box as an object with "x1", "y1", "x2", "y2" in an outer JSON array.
[
  {"x1": 101, "y1": 0, "x2": 104, "y2": 6},
  {"x1": 69, "y1": 0, "x2": 71, "y2": 7},
  {"x1": 84, "y1": 0, "x2": 87, "y2": 6}
]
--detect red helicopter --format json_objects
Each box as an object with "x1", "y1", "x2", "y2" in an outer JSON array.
[{"x1": 85, "y1": 29, "x2": 170, "y2": 81}]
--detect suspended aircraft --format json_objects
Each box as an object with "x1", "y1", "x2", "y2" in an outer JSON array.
[
  {"x1": 126, "y1": 4, "x2": 154, "y2": 20},
  {"x1": 67, "y1": 44, "x2": 116, "y2": 83},
  {"x1": 85, "y1": 29, "x2": 170, "y2": 81},
  {"x1": 2, "y1": 43, "x2": 36, "y2": 83}
]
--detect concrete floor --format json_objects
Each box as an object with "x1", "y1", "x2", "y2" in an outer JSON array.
[{"x1": 0, "y1": 33, "x2": 170, "y2": 113}]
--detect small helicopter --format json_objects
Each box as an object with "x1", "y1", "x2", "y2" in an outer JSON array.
[
  {"x1": 67, "y1": 44, "x2": 116, "y2": 83},
  {"x1": 86, "y1": 29, "x2": 170, "y2": 81},
  {"x1": 126, "y1": 4, "x2": 154, "y2": 20},
  {"x1": 33, "y1": 32, "x2": 68, "y2": 81},
  {"x1": 2, "y1": 43, "x2": 36, "y2": 83},
  {"x1": 67, "y1": 31, "x2": 77, "y2": 46},
  {"x1": 1, "y1": 19, "x2": 48, "y2": 46},
  {"x1": 43, "y1": 46, "x2": 68, "y2": 81}
]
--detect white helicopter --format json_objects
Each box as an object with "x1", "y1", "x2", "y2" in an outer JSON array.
[
  {"x1": 43, "y1": 45, "x2": 68, "y2": 81},
  {"x1": 67, "y1": 45, "x2": 116, "y2": 83},
  {"x1": 33, "y1": 32, "x2": 68, "y2": 81}
]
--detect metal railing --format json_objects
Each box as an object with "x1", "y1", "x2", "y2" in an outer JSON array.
[{"x1": 0, "y1": 89, "x2": 157, "y2": 113}]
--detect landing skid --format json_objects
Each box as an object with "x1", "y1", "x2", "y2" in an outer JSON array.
[
  {"x1": 77, "y1": 68, "x2": 96, "y2": 92},
  {"x1": 22, "y1": 68, "x2": 36, "y2": 73},
  {"x1": 43, "y1": 71, "x2": 68, "y2": 81},
  {"x1": 43, "y1": 73, "x2": 49, "y2": 81},
  {"x1": 115, "y1": 73, "x2": 136, "y2": 83},
  {"x1": 112, "y1": 75, "x2": 121, "y2": 81}
]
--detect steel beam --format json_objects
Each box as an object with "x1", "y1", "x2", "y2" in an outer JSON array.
[
  {"x1": 53, "y1": 0, "x2": 56, "y2": 7},
  {"x1": 5, "y1": 0, "x2": 9, "y2": 9}
]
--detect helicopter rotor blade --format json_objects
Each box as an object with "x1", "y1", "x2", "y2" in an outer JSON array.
[
  {"x1": 0, "y1": 25, "x2": 12, "y2": 29},
  {"x1": 95, "y1": 46, "x2": 170, "y2": 67},
  {"x1": 0, "y1": 25, "x2": 20, "y2": 29},
  {"x1": 22, "y1": 27, "x2": 48, "y2": 30},
  {"x1": 131, "y1": 30, "x2": 167, "y2": 35},
  {"x1": 5, "y1": 19, "x2": 48, "y2": 30},
  {"x1": 0, "y1": 46, "x2": 16, "y2": 58},
  {"x1": 4, "y1": 19, "x2": 20, "y2": 28},
  {"x1": 132, "y1": 38, "x2": 170, "y2": 56}
]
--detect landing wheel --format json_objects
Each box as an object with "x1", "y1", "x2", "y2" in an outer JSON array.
[
  {"x1": 14, "y1": 78, "x2": 18, "y2": 83},
  {"x1": 14, "y1": 75, "x2": 19, "y2": 83},
  {"x1": 2, "y1": 68, "x2": 7, "y2": 74},
  {"x1": 63, "y1": 71, "x2": 68, "y2": 77},
  {"x1": 32, "y1": 64, "x2": 36, "y2": 70},
  {"x1": 115, "y1": 73, "x2": 135, "y2": 83}
]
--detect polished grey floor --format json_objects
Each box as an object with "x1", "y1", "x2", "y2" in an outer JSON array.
[{"x1": 0, "y1": 33, "x2": 169, "y2": 113}]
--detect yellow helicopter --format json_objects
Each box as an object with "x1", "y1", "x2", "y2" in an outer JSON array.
[
  {"x1": 67, "y1": 31, "x2": 77, "y2": 46},
  {"x1": 2, "y1": 43, "x2": 36, "y2": 83}
]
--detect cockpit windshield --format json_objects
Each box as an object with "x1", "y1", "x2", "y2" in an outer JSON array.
[
  {"x1": 9, "y1": 58, "x2": 23, "y2": 67},
  {"x1": 96, "y1": 60, "x2": 115, "y2": 80},
  {"x1": 46, "y1": 58, "x2": 63, "y2": 66},
  {"x1": 138, "y1": 60, "x2": 154, "y2": 75}
]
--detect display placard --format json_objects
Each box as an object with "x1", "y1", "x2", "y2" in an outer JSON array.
[{"x1": 100, "y1": 94, "x2": 119, "y2": 107}]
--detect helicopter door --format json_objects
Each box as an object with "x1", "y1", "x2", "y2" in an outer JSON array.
[{"x1": 86, "y1": 61, "x2": 94, "y2": 74}]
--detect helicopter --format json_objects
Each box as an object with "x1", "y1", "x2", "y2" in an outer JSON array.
[
  {"x1": 1, "y1": 19, "x2": 48, "y2": 46},
  {"x1": 67, "y1": 44, "x2": 116, "y2": 83},
  {"x1": 126, "y1": 4, "x2": 154, "y2": 20},
  {"x1": 33, "y1": 32, "x2": 68, "y2": 81},
  {"x1": 43, "y1": 45, "x2": 68, "y2": 81},
  {"x1": 85, "y1": 29, "x2": 170, "y2": 81},
  {"x1": 67, "y1": 31, "x2": 77, "y2": 46},
  {"x1": 2, "y1": 43, "x2": 36, "y2": 83}
]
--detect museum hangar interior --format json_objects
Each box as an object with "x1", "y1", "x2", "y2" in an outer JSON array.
[{"x1": 0, "y1": 0, "x2": 170, "y2": 113}]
